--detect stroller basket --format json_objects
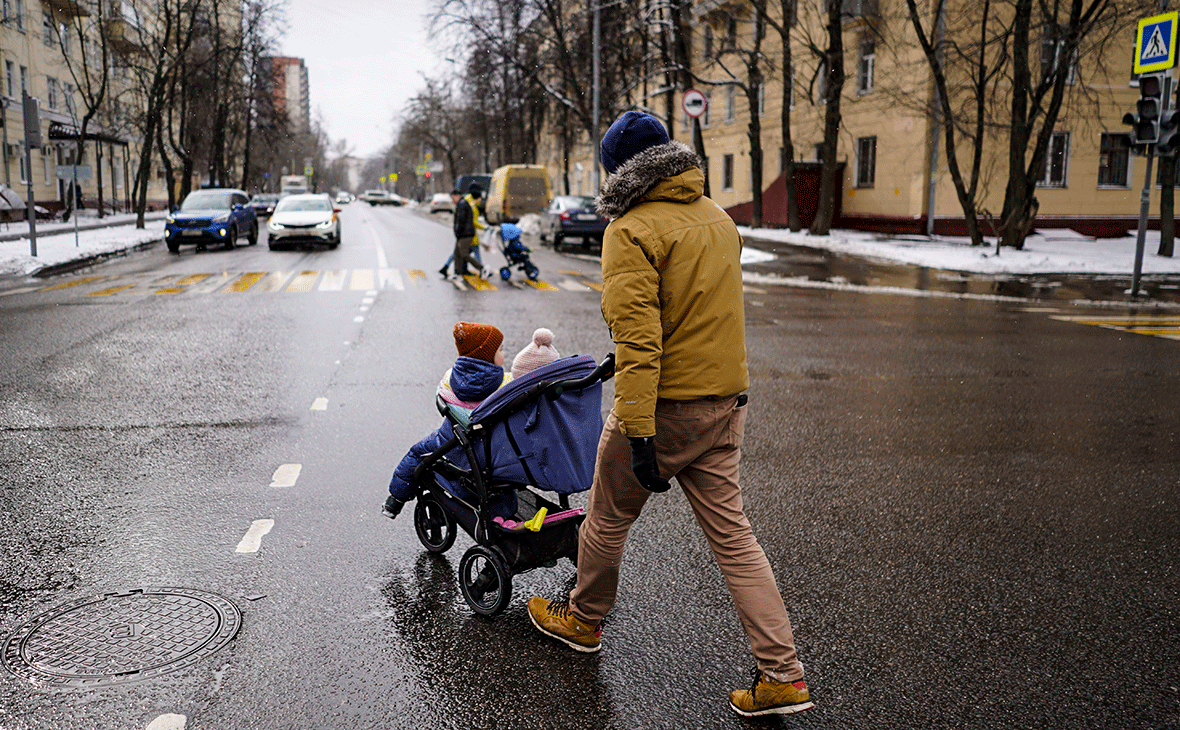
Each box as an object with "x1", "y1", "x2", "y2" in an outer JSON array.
[{"x1": 409, "y1": 353, "x2": 614, "y2": 617}]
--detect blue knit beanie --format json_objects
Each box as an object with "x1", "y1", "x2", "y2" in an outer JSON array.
[{"x1": 600, "y1": 111, "x2": 670, "y2": 174}]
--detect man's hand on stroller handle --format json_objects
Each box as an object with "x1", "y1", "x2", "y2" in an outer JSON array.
[{"x1": 629, "y1": 437, "x2": 672, "y2": 493}]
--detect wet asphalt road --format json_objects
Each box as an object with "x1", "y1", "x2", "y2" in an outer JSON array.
[{"x1": 0, "y1": 204, "x2": 1176, "y2": 729}]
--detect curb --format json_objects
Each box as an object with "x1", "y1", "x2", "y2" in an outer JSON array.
[{"x1": 31, "y1": 237, "x2": 164, "y2": 278}]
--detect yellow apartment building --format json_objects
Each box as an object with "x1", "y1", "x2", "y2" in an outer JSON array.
[{"x1": 541, "y1": 0, "x2": 1165, "y2": 238}]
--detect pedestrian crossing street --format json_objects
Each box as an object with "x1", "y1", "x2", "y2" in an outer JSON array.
[
  {"x1": 1050, "y1": 313, "x2": 1180, "y2": 341},
  {"x1": 10, "y1": 268, "x2": 605, "y2": 299}
]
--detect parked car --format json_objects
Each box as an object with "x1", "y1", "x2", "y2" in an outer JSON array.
[
  {"x1": 538, "y1": 195, "x2": 609, "y2": 248},
  {"x1": 429, "y1": 192, "x2": 455, "y2": 213},
  {"x1": 484, "y1": 164, "x2": 552, "y2": 224},
  {"x1": 165, "y1": 189, "x2": 258, "y2": 253},
  {"x1": 249, "y1": 192, "x2": 281, "y2": 217},
  {"x1": 455, "y1": 173, "x2": 492, "y2": 196},
  {"x1": 361, "y1": 189, "x2": 400, "y2": 205},
  {"x1": 266, "y1": 193, "x2": 341, "y2": 249}
]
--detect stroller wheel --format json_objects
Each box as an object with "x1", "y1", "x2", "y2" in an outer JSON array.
[
  {"x1": 414, "y1": 495, "x2": 456, "y2": 554},
  {"x1": 524, "y1": 263, "x2": 540, "y2": 281},
  {"x1": 458, "y1": 545, "x2": 512, "y2": 617},
  {"x1": 499, "y1": 266, "x2": 512, "y2": 281}
]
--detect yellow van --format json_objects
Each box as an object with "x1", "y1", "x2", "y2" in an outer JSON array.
[{"x1": 485, "y1": 165, "x2": 552, "y2": 224}]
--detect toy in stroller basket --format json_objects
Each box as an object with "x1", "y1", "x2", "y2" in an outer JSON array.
[
  {"x1": 495, "y1": 223, "x2": 539, "y2": 282},
  {"x1": 407, "y1": 352, "x2": 614, "y2": 616}
]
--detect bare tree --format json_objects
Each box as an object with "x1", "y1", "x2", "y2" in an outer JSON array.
[{"x1": 810, "y1": 0, "x2": 844, "y2": 235}]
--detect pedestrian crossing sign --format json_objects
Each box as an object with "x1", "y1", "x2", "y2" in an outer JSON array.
[{"x1": 1135, "y1": 12, "x2": 1178, "y2": 74}]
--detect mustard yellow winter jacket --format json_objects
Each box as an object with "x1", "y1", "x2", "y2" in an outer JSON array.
[{"x1": 597, "y1": 141, "x2": 749, "y2": 438}]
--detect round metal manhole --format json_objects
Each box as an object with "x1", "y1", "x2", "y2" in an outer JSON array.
[{"x1": 1, "y1": 587, "x2": 241, "y2": 689}]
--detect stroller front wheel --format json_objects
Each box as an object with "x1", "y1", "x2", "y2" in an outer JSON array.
[
  {"x1": 524, "y1": 263, "x2": 540, "y2": 281},
  {"x1": 414, "y1": 495, "x2": 457, "y2": 553},
  {"x1": 458, "y1": 544, "x2": 512, "y2": 617},
  {"x1": 499, "y1": 266, "x2": 512, "y2": 281}
]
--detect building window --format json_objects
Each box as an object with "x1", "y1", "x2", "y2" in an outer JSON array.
[
  {"x1": 19, "y1": 152, "x2": 28, "y2": 184},
  {"x1": 11, "y1": 0, "x2": 23, "y2": 31},
  {"x1": 703, "y1": 25, "x2": 713, "y2": 59},
  {"x1": 856, "y1": 136, "x2": 876, "y2": 188},
  {"x1": 722, "y1": 153, "x2": 734, "y2": 191},
  {"x1": 59, "y1": 22, "x2": 70, "y2": 54},
  {"x1": 788, "y1": 65, "x2": 795, "y2": 110},
  {"x1": 63, "y1": 83, "x2": 75, "y2": 116},
  {"x1": 46, "y1": 77, "x2": 59, "y2": 110},
  {"x1": 42, "y1": 9, "x2": 53, "y2": 45},
  {"x1": 1037, "y1": 131, "x2": 1070, "y2": 187},
  {"x1": 858, "y1": 42, "x2": 875, "y2": 94},
  {"x1": 702, "y1": 91, "x2": 712, "y2": 127},
  {"x1": 43, "y1": 147, "x2": 53, "y2": 186},
  {"x1": 726, "y1": 14, "x2": 737, "y2": 49},
  {"x1": 813, "y1": 144, "x2": 824, "y2": 162},
  {"x1": 725, "y1": 85, "x2": 736, "y2": 122},
  {"x1": 1097, "y1": 133, "x2": 1131, "y2": 188},
  {"x1": 1, "y1": 0, "x2": 10, "y2": 25},
  {"x1": 1041, "y1": 30, "x2": 1078, "y2": 85},
  {"x1": 758, "y1": 82, "x2": 765, "y2": 116},
  {"x1": 816, "y1": 64, "x2": 829, "y2": 105},
  {"x1": 19, "y1": 65, "x2": 28, "y2": 95},
  {"x1": 4, "y1": 61, "x2": 13, "y2": 98}
]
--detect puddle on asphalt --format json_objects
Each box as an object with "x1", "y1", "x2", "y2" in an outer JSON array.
[{"x1": 743, "y1": 241, "x2": 1180, "y2": 304}]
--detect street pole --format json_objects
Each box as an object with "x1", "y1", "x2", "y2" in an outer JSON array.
[
  {"x1": 591, "y1": 0, "x2": 601, "y2": 192},
  {"x1": 925, "y1": 0, "x2": 947, "y2": 237},
  {"x1": 1132, "y1": 146, "x2": 1155, "y2": 299},
  {"x1": 22, "y1": 92, "x2": 40, "y2": 257}
]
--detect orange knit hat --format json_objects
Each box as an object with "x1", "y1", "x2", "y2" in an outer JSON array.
[{"x1": 453, "y1": 322, "x2": 503, "y2": 363}]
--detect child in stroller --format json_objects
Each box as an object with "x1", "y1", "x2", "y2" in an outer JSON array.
[
  {"x1": 396, "y1": 351, "x2": 614, "y2": 616},
  {"x1": 495, "y1": 223, "x2": 539, "y2": 282}
]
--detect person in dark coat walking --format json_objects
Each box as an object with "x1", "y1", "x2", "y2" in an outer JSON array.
[{"x1": 451, "y1": 184, "x2": 487, "y2": 277}]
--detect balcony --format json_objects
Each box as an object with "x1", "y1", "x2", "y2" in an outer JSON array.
[
  {"x1": 692, "y1": 0, "x2": 746, "y2": 21},
  {"x1": 106, "y1": 17, "x2": 144, "y2": 54},
  {"x1": 42, "y1": 0, "x2": 90, "y2": 18}
]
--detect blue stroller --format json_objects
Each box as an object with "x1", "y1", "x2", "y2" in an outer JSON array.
[
  {"x1": 495, "y1": 223, "x2": 540, "y2": 282},
  {"x1": 408, "y1": 353, "x2": 613, "y2": 616}
]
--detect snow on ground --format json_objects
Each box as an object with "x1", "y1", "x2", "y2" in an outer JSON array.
[
  {"x1": 738, "y1": 226, "x2": 1180, "y2": 276},
  {"x1": 0, "y1": 212, "x2": 165, "y2": 276}
]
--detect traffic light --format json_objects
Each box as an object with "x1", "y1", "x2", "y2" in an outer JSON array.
[
  {"x1": 1134, "y1": 73, "x2": 1165, "y2": 144},
  {"x1": 1158, "y1": 109, "x2": 1180, "y2": 156}
]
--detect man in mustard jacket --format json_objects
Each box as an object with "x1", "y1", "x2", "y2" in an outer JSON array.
[{"x1": 528, "y1": 111, "x2": 812, "y2": 717}]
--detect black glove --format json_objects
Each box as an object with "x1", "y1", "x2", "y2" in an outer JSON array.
[{"x1": 629, "y1": 437, "x2": 672, "y2": 493}]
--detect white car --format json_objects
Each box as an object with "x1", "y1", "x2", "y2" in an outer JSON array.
[
  {"x1": 267, "y1": 194, "x2": 341, "y2": 249},
  {"x1": 429, "y1": 192, "x2": 455, "y2": 213}
]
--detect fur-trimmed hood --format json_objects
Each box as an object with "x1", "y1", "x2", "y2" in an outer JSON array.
[{"x1": 596, "y1": 141, "x2": 702, "y2": 219}]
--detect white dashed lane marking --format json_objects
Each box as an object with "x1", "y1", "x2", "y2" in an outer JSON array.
[
  {"x1": 269, "y1": 463, "x2": 302, "y2": 488},
  {"x1": 235, "y1": 519, "x2": 274, "y2": 553}
]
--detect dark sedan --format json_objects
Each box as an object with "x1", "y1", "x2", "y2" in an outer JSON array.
[{"x1": 538, "y1": 195, "x2": 609, "y2": 249}]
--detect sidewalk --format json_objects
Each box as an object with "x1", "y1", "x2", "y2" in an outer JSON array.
[{"x1": 0, "y1": 210, "x2": 166, "y2": 276}]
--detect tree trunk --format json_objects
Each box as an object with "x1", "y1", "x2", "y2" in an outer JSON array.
[
  {"x1": 780, "y1": 0, "x2": 801, "y2": 231},
  {"x1": 811, "y1": 0, "x2": 844, "y2": 236}
]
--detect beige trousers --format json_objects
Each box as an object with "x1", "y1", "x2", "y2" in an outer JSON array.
[{"x1": 569, "y1": 395, "x2": 804, "y2": 682}]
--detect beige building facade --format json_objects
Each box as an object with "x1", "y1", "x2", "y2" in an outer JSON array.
[{"x1": 542, "y1": 0, "x2": 1164, "y2": 237}]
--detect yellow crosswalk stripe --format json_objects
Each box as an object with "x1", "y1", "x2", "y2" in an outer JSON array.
[
  {"x1": 226, "y1": 272, "x2": 267, "y2": 292},
  {"x1": 176, "y1": 274, "x2": 212, "y2": 286},
  {"x1": 253, "y1": 271, "x2": 295, "y2": 292},
  {"x1": 407, "y1": 270, "x2": 426, "y2": 287},
  {"x1": 285, "y1": 271, "x2": 320, "y2": 292},
  {"x1": 87, "y1": 284, "x2": 136, "y2": 297},
  {"x1": 43, "y1": 276, "x2": 104, "y2": 291},
  {"x1": 524, "y1": 279, "x2": 559, "y2": 291},
  {"x1": 464, "y1": 274, "x2": 498, "y2": 291}
]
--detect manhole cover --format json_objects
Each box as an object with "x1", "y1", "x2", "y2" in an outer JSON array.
[{"x1": 1, "y1": 587, "x2": 241, "y2": 689}]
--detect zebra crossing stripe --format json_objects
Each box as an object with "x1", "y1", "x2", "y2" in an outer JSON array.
[
  {"x1": 43, "y1": 276, "x2": 104, "y2": 291},
  {"x1": 407, "y1": 270, "x2": 426, "y2": 287},
  {"x1": 253, "y1": 271, "x2": 295, "y2": 292},
  {"x1": 226, "y1": 272, "x2": 267, "y2": 292},
  {"x1": 379, "y1": 268, "x2": 404, "y2": 290},
  {"x1": 463, "y1": 274, "x2": 498, "y2": 291},
  {"x1": 286, "y1": 271, "x2": 320, "y2": 292},
  {"x1": 559, "y1": 279, "x2": 591, "y2": 292},
  {"x1": 350, "y1": 269, "x2": 375, "y2": 290},
  {"x1": 176, "y1": 274, "x2": 212, "y2": 286},
  {"x1": 318, "y1": 270, "x2": 347, "y2": 291},
  {"x1": 524, "y1": 279, "x2": 559, "y2": 291},
  {"x1": 190, "y1": 273, "x2": 236, "y2": 294},
  {"x1": 87, "y1": 284, "x2": 136, "y2": 297}
]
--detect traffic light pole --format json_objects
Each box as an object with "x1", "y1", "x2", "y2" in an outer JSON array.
[{"x1": 1132, "y1": 145, "x2": 1155, "y2": 299}]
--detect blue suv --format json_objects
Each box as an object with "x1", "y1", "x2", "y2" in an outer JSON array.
[{"x1": 165, "y1": 188, "x2": 259, "y2": 252}]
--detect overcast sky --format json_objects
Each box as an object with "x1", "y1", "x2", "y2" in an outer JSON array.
[{"x1": 278, "y1": 0, "x2": 450, "y2": 160}]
